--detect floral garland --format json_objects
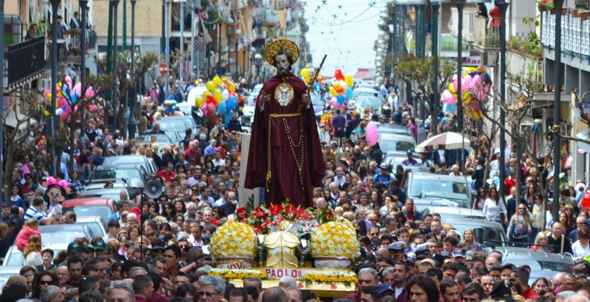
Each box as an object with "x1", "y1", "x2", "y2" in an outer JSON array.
[
  {"x1": 236, "y1": 200, "x2": 334, "y2": 234},
  {"x1": 208, "y1": 268, "x2": 267, "y2": 280},
  {"x1": 303, "y1": 271, "x2": 358, "y2": 284}
]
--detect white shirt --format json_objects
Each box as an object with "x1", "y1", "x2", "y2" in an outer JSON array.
[
  {"x1": 572, "y1": 240, "x2": 590, "y2": 259},
  {"x1": 482, "y1": 198, "x2": 506, "y2": 223}
]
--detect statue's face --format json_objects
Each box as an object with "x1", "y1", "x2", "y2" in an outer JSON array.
[{"x1": 275, "y1": 53, "x2": 290, "y2": 76}]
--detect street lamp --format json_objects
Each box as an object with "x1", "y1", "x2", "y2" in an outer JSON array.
[
  {"x1": 50, "y1": 0, "x2": 61, "y2": 177},
  {"x1": 0, "y1": 0, "x2": 5, "y2": 202},
  {"x1": 495, "y1": 0, "x2": 509, "y2": 204},
  {"x1": 79, "y1": 0, "x2": 88, "y2": 135},
  {"x1": 552, "y1": 0, "x2": 564, "y2": 213},
  {"x1": 130, "y1": 0, "x2": 137, "y2": 138},
  {"x1": 111, "y1": 0, "x2": 120, "y2": 133}
]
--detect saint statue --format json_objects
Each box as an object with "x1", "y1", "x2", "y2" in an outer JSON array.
[{"x1": 245, "y1": 38, "x2": 326, "y2": 207}]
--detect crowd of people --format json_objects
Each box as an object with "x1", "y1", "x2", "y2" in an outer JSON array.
[{"x1": 0, "y1": 78, "x2": 589, "y2": 302}]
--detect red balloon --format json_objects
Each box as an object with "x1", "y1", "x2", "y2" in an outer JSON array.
[
  {"x1": 581, "y1": 192, "x2": 590, "y2": 209},
  {"x1": 334, "y1": 68, "x2": 345, "y2": 81}
]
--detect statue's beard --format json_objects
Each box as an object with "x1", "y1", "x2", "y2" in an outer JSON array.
[{"x1": 277, "y1": 66, "x2": 290, "y2": 77}]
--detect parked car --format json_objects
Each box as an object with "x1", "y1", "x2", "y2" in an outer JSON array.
[
  {"x1": 102, "y1": 155, "x2": 158, "y2": 176},
  {"x1": 78, "y1": 188, "x2": 128, "y2": 204},
  {"x1": 378, "y1": 123, "x2": 411, "y2": 136},
  {"x1": 444, "y1": 217, "x2": 507, "y2": 248},
  {"x1": 498, "y1": 246, "x2": 574, "y2": 283},
  {"x1": 63, "y1": 198, "x2": 116, "y2": 227},
  {"x1": 136, "y1": 133, "x2": 174, "y2": 155},
  {"x1": 157, "y1": 116, "x2": 197, "y2": 143},
  {"x1": 76, "y1": 216, "x2": 107, "y2": 239},
  {"x1": 353, "y1": 87, "x2": 382, "y2": 117},
  {"x1": 424, "y1": 206, "x2": 485, "y2": 220},
  {"x1": 407, "y1": 172, "x2": 471, "y2": 209}
]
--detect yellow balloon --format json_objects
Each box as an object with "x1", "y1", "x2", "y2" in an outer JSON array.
[
  {"x1": 449, "y1": 83, "x2": 456, "y2": 95},
  {"x1": 300, "y1": 68, "x2": 311, "y2": 84},
  {"x1": 214, "y1": 90, "x2": 223, "y2": 104},
  {"x1": 202, "y1": 90, "x2": 211, "y2": 98},
  {"x1": 329, "y1": 87, "x2": 337, "y2": 97},
  {"x1": 213, "y1": 75, "x2": 222, "y2": 86},
  {"x1": 227, "y1": 82, "x2": 236, "y2": 93},
  {"x1": 196, "y1": 96, "x2": 204, "y2": 107},
  {"x1": 345, "y1": 74, "x2": 353, "y2": 87},
  {"x1": 206, "y1": 81, "x2": 216, "y2": 92}
]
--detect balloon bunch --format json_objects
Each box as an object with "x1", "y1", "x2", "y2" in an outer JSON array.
[
  {"x1": 328, "y1": 68, "x2": 354, "y2": 110},
  {"x1": 299, "y1": 67, "x2": 324, "y2": 93},
  {"x1": 44, "y1": 75, "x2": 96, "y2": 122},
  {"x1": 194, "y1": 75, "x2": 239, "y2": 126},
  {"x1": 440, "y1": 67, "x2": 492, "y2": 121}
]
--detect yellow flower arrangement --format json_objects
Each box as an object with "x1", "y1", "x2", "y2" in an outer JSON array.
[
  {"x1": 209, "y1": 268, "x2": 267, "y2": 280},
  {"x1": 210, "y1": 221, "x2": 256, "y2": 259},
  {"x1": 303, "y1": 271, "x2": 358, "y2": 283},
  {"x1": 311, "y1": 221, "x2": 360, "y2": 260}
]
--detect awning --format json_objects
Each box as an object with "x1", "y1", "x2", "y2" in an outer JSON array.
[{"x1": 576, "y1": 131, "x2": 590, "y2": 153}]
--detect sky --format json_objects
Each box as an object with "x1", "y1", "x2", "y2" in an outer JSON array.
[{"x1": 304, "y1": 0, "x2": 384, "y2": 76}]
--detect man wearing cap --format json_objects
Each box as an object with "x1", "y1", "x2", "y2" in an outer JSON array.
[
  {"x1": 245, "y1": 38, "x2": 326, "y2": 207},
  {"x1": 402, "y1": 151, "x2": 419, "y2": 166}
]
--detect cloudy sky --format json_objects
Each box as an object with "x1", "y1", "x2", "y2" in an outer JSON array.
[{"x1": 304, "y1": 0, "x2": 384, "y2": 76}]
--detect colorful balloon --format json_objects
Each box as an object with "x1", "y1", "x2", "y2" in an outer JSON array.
[
  {"x1": 366, "y1": 121, "x2": 379, "y2": 146},
  {"x1": 345, "y1": 74, "x2": 353, "y2": 87},
  {"x1": 334, "y1": 68, "x2": 345, "y2": 81}
]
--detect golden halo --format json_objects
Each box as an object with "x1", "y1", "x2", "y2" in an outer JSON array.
[{"x1": 263, "y1": 38, "x2": 300, "y2": 66}]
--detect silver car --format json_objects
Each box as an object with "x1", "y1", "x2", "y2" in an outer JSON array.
[{"x1": 407, "y1": 172, "x2": 472, "y2": 209}]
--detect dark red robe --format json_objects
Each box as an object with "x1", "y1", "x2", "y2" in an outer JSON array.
[{"x1": 245, "y1": 73, "x2": 326, "y2": 207}]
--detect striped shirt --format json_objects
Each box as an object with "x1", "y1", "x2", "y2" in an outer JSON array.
[{"x1": 24, "y1": 206, "x2": 46, "y2": 222}]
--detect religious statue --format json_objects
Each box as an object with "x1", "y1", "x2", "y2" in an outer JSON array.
[
  {"x1": 262, "y1": 230, "x2": 301, "y2": 268},
  {"x1": 245, "y1": 38, "x2": 326, "y2": 207}
]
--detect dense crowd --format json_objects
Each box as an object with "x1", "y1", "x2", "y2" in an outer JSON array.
[{"x1": 0, "y1": 80, "x2": 589, "y2": 302}]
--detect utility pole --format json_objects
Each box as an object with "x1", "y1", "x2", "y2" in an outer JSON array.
[
  {"x1": 50, "y1": 0, "x2": 61, "y2": 177},
  {"x1": 455, "y1": 0, "x2": 464, "y2": 130},
  {"x1": 430, "y1": 0, "x2": 440, "y2": 134},
  {"x1": 191, "y1": 0, "x2": 196, "y2": 80},
  {"x1": 497, "y1": 0, "x2": 508, "y2": 200},
  {"x1": 180, "y1": 0, "x2": 185, "y2": 82},
  {"x1": 0, "y1": 0, "x2": 5, "y2": 203},
  {"x1": 552, "y1": 0, "x2": 564, "y2": 215},
  {"x1": 415, "y1": 4, "x2": 425, "y2": 58},
  {"x1": 111, "y1": 0, "x2": 120, "y2": 133}
]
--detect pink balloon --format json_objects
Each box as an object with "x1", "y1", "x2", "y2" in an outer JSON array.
[
  {"x1": 85, "y1": 87, "x2": 96, "y2": 99},
  {"x1": 441, "y1": 90, "x2": 456, "y2": 105},
  {"x1": 65, "y1": 75, "x2": 73, "y2": 89},
  {"x1": 73, "y1": 82, "x2": 82, "y2": 97},
  {"x1": 88, "y1": 104, "x2": 98, "y2": 112},
  {"x1": 366, "y1": 121, "x2": 379, "y2": 146},
  {"x1": 46, "y1": 176, "x2": 58, "y2": 186},
  {"x1": 58, "y1": 179, "x2": 70, "y2": 189}
]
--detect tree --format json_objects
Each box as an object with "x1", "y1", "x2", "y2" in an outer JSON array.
[
  {"x1": 394, "y1": 54, "x2": 455, "y2": 130},
  {"x1": 1, "y1": 90, "x2": 41, "y2": 199}
]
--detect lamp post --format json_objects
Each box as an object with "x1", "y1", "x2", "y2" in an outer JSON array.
[
  {"x1": 50, "y1": 0, "x2": 61, "y2": 177},
  {"x1": 79, "y1": 0, "x2": 88, "y2": 135},
  {"x1": 179, "y1": 0, "x2": 185, "y2": 82},
  {"x1": 0, "y1": 0, "x2": 5, "y2": 202},
  {"x1": 111, "y1": 0, "x2": 120, "y2": 133},
  {"x1": 130, "y1": 0, "x2": 137, "y2": 138},
  {"x1": 454, "y1": 0, "x2": 465, "y2": 130},
  {"x1": 552, "y1": 0, "x2": 564, "y2": 214},
  {"x1": 496, "y1": 0, "x2": 508, "y2": 201},
  {"x1": 431, "y1": 0, "x2": 440, "y2": 134}
]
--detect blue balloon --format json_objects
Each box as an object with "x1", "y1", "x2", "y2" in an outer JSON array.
[
  {"x1": 337, "y1": 95, "x2": 346, "y2": 105},
  {"x1": 217, "y1": 101, "x2": 227, "y2": 116},
  {"x1": 346, "y1": 87, "x2": 353, "y2": 100},
  {"x1": 227, "y1": 96, "x2": 237, "y2": 111}
]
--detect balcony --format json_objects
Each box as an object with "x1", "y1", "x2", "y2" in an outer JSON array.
[
  {"x1": 4, "y1": 37, "x2": 46, "y2": 91},
  {"x1": 541, "y1": 10, "x2": 590, "y2": 59}
]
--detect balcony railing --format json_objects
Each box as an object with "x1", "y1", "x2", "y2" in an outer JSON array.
[
  {"x1": 4, "y1": 37, "x2": 46, "y2": 90},
  {"x1": 541, "y1": 10, "x2": 590, "y2": 58}
]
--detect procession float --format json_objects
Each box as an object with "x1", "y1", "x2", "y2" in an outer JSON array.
[{"x1": 209, "y1": 201, "x2": 360, "y2": 298}]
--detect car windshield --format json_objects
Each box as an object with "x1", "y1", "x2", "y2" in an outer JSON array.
[
  {"x1": 410, "y1": 179, "x2": 468, "y2": 197},
  {"x1": 358, "y1": 96, "x2": 381, "y2": 109},
  {"x1": 354, "y1": 90, "x2": 378, "y2": 99},
  {"x1": 78, "y1": 222, "x2": 105, "y2": 238},
  {"x1": 503, "y1": 258, "x2": 572, "y2": 272},
  {"x1": 380, "y1": 138, "x2": 414, "y2": 153},
  {"x1": 451, "y1": 223, "x2": 505, "y2": 246},
  {"x1": 42, "y1": 231, "x2": 87, "y2": 247},
  {"x1": 160, "y1": 118, "x2": 193, "y2": 131},
  {"x1": 74, "y1": 206, "x2": 112, "y2": 225},
  {"x1": 139, "y1": 134, "x2": 171, "y2": 143},
  {"x1": 93, "y1": 169, "x2": 140, "y2": 181}
]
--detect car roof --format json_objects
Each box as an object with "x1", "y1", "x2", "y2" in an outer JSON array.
[
  {"x1": 39, "y1": 224, "x2": 87, "y2": 233},
  {"x1": 426, "y1": 207, "x2": 485, "y2": 219},
  {"x1": 445, "y1": 217, "x2": 504, "y2": 228},
  {"x1": 76, "y1": 216, "x2": 103, "y2": 223},
  {"x1": 410, "y1": 172, "x2": 467, "y2": 182},
  {"x1": 103, "y1": 155, "x2": 150, "y2": 164},
  {"x1": 63, "y1": 198, "x2": 114, "y2": 209},
  {"x1": 499, "y1": 247, "x2": 574, "y2": 263}
]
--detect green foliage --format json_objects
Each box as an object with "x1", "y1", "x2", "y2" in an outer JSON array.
[
  {"x1": 507, "y1": 33, "x2": 542, "y2": 58},
  {"x1": 394, "y1": 55, "x2": 456, "y2": 96}
]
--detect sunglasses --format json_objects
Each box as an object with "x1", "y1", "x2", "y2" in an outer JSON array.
[{"x1": 40, "y1": 279, "x2": 54, "y2": 285}]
